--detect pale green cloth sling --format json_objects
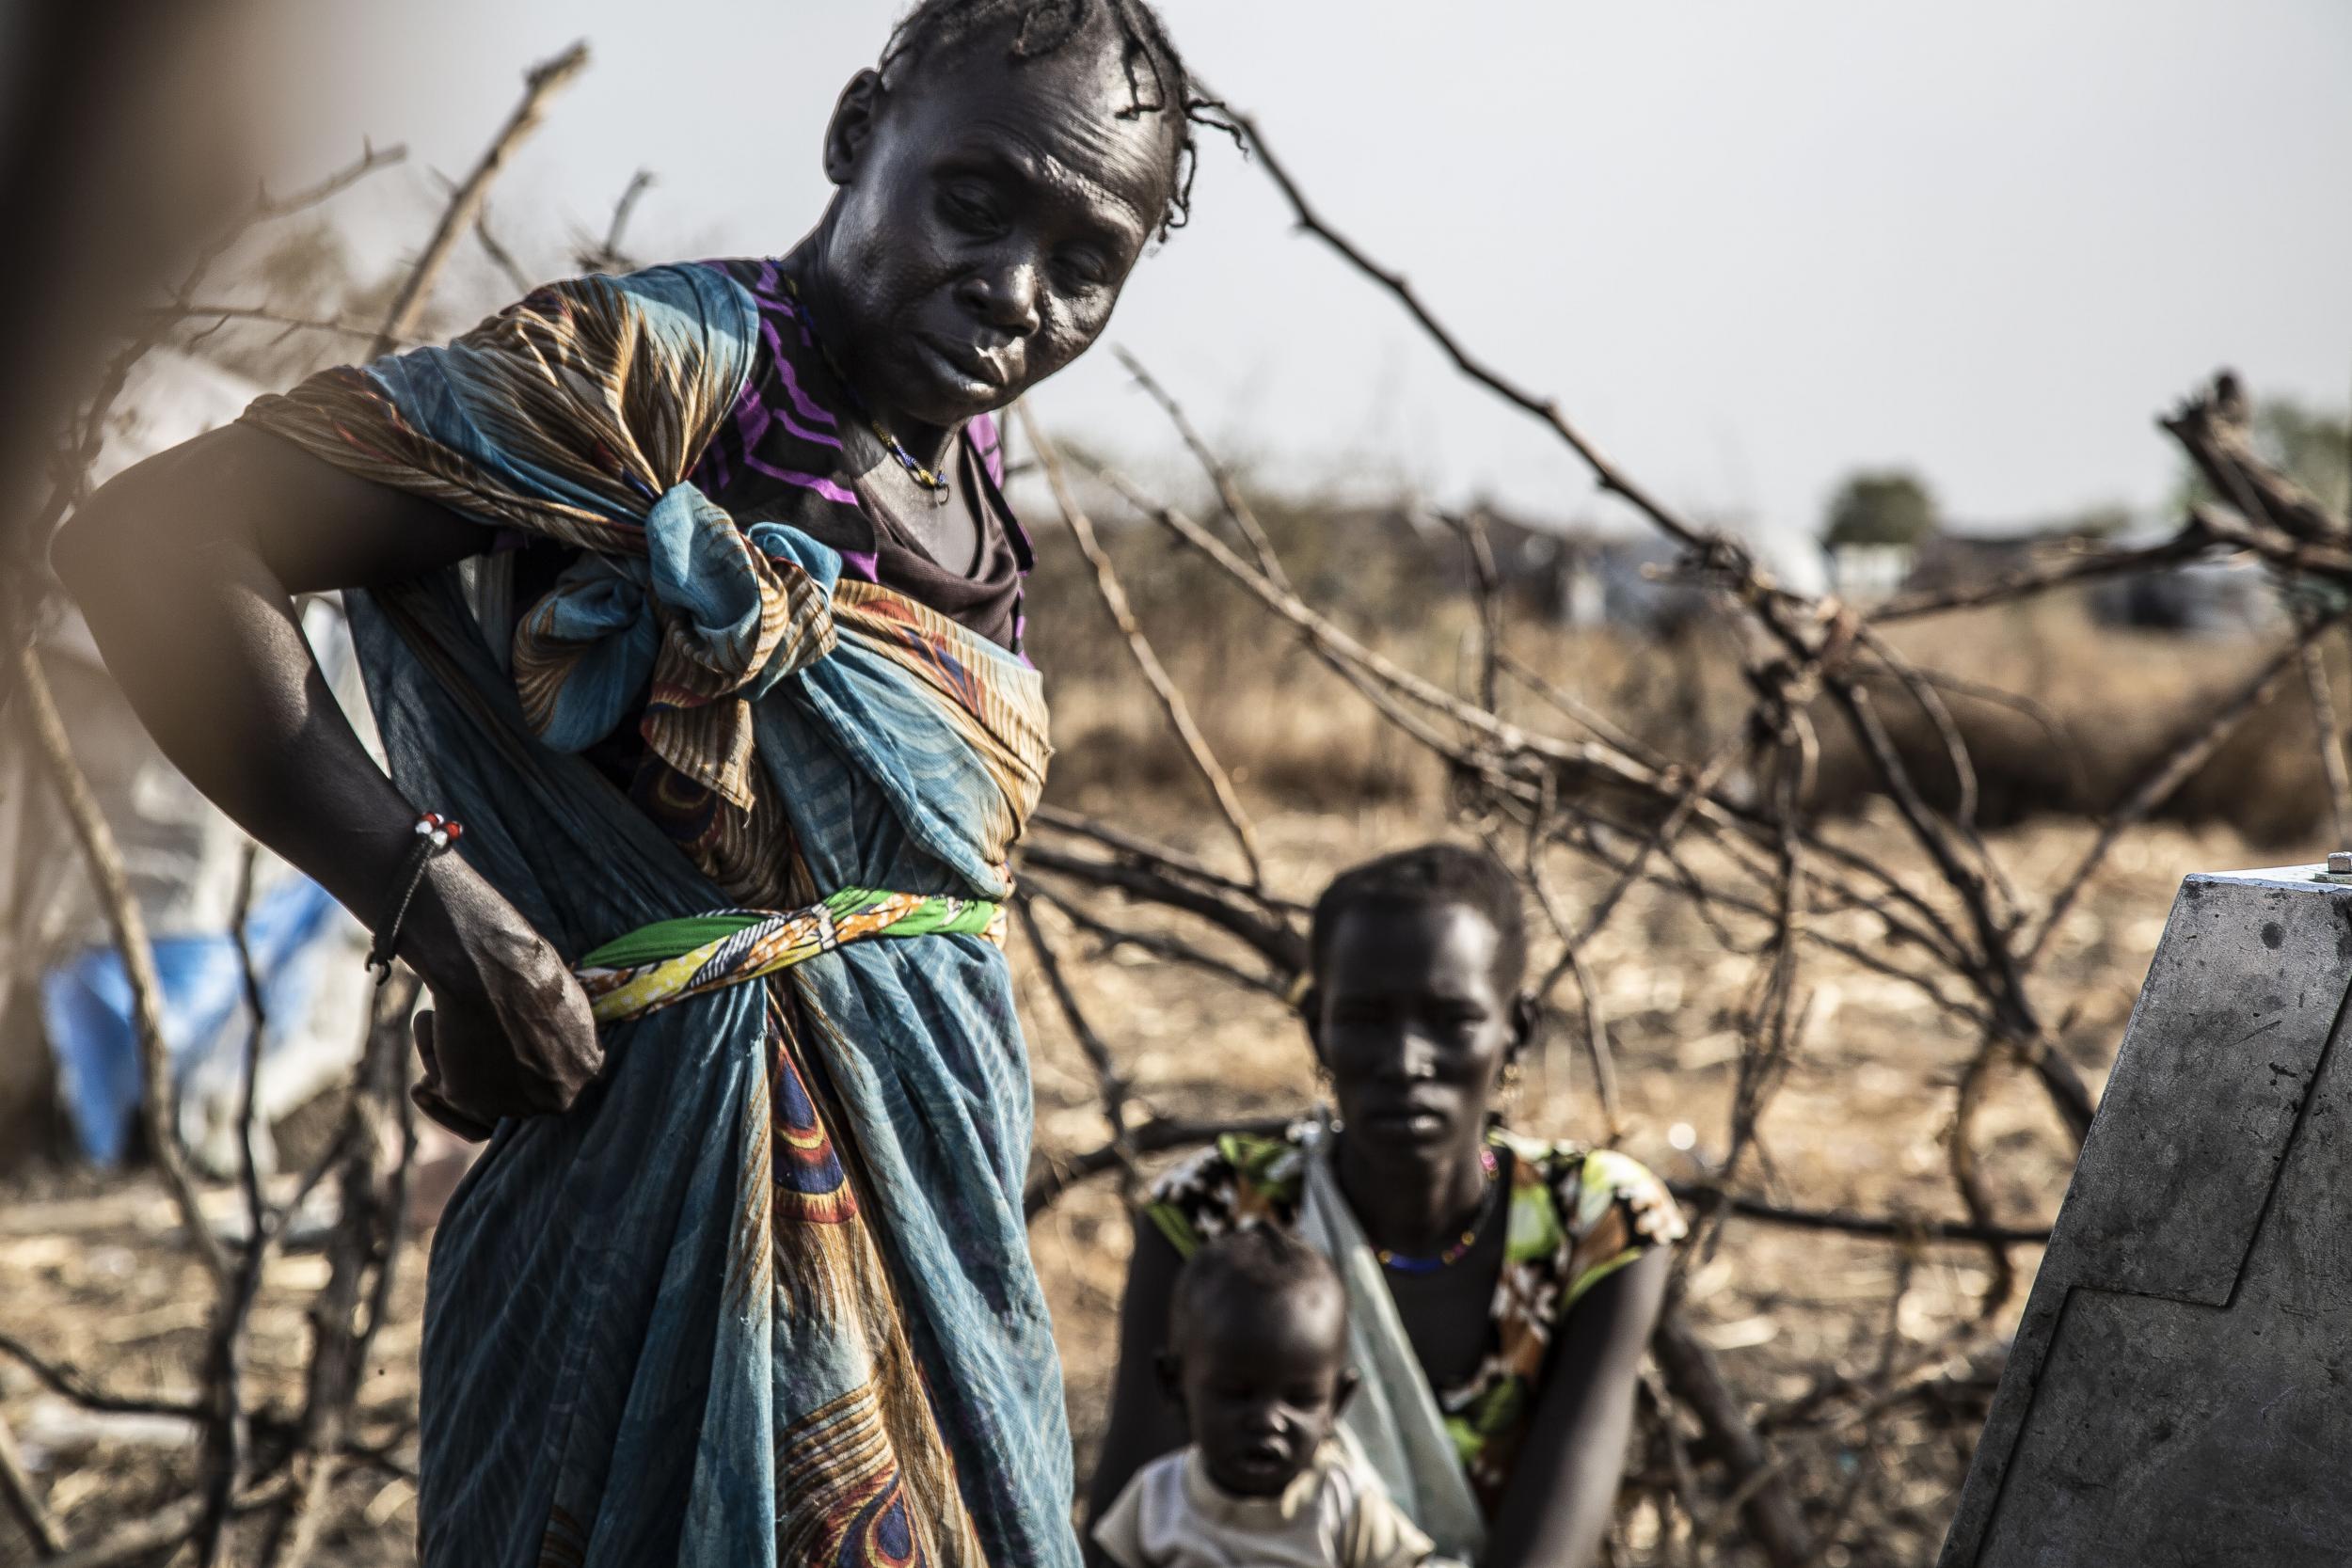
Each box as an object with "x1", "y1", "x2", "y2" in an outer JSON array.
[{"x1": 1296, "y1": 1124, "x2": 1490, "y2": 1564}]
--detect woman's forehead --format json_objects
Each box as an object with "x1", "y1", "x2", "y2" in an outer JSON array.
[
  {"x1": 884, "y1": 42, "x2": 1175, "y2": 224},
  {"x1": 1324, "y1": 903, "x2": 1505, "y2": 990}
]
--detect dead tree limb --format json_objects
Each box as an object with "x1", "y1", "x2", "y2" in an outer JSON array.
[
  {"x1": 2302, "y1": 634, "x2": 2352, "y2": 846},
  {"x1": 1020, "y1": 843, "x2": 1305, "y2": 977},
  {"x1": 373, "y1": 40, "x2": 589, "y2": 354},
  {"x1": 1025, "y1": 882, "x2": 1291, "y2": 999},
  {"x1": 2026, "y1": 614, "x2": 2338, "y2": 969},
  {"x1": 1668, "y1": 1184, "x2": 2050, "y2": 1248},
  {"x1": 0, "y1": 1333, "x2": 202, "y2": 1419},
  {"x1": 575, "y1": 167, "x2": 657, "y2": 276},
  {"x1": 192, "y1": 847, "x2": 271, "y2": 1568},
  {"x1": 1650, "y1": 1309, "x2": 1815, "y2": 1568},
  {"x1": 469, "y1": 198, "x2": 539, "y2": 295},
  {"x1": 1496, "y1": 648, "x2": 1667, "y2": 771},
  {"x1": 1024, "y1": 1115, "x2": 1295, "y2": 1217},
  {"x1": 1509, "y1": 804, "x2": 1624, "y2": 1139},
  {"x1": 141, "y1": 303, "x2": 404, "y2": 344},
  {"x1": 0, "y1": 1413, "x2": 61, "y2": 1560},
  {"x1": 1228, "y1": 108, "x2": 1720, "y2": 561},
  {"x1": 262, "y1": 970, "x2": 421, "y2": 1568},
  {"x1": 1112, "y1": 346, "x2": 1294, "y2": 592},
  {"x1": 1032, "y1": 806, "x2": 1308, "y2": 913},
  {"x1": 47, "y1": 1475, "x2": 296, "y2": 1568},
  {"x1": 13, "y1": 641, "x2": 227, "y2": 1282},
  {"x1": 1014, "y1": 895, "x2": 1136, "y2": 1168},
  {"x1": 1019, "y1": 407, "x2": 1266, "y2": 887},
  {"x1": 1865, "y1": 529, "x2": 2212, "y2": 624}
]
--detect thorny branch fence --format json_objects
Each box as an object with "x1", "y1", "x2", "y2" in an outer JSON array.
[{"x1": 4, "y1": 47, "x2": 2348, "y2": 1568}]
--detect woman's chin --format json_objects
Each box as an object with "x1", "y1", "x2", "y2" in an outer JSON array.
[{"x1": 899, "y1": 348, "x2": 1015, "y2": 426}]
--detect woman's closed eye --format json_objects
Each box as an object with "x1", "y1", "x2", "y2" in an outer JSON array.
[
  {"x1": 1051, "y1": 245, "x2": 1112, "y2": 293},
  {"x1": 938, "y1": 184, "x2": 1005, "y2": 237}
]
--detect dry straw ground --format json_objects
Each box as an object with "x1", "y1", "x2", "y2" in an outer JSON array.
[
  {"x1": 0, "y1": 787, "x2": 2272, "y2": 1568},
  {"x1": 3, "y1": 595, "x2": 2328, "y2": 1564}
]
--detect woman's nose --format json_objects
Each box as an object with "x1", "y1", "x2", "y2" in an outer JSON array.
[
  {"x1": 1394, "y1": 1031, "x2": 1439, "y2": 1081},
  {"x1": 957, "y1": 258, "x2": 1041, "y2": 336}
]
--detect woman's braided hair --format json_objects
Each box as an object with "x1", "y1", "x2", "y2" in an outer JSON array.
[{"x1": 877, "y1": 0, "x2": 1236, "y2": 239}]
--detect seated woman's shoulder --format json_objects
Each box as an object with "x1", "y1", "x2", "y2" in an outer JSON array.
[
  {"x1": 1141, "y1": 1120, "x2": 1316, "y2": 1258},
  {"x1": 1495, "y1": 1131, "x2": 1688, "y2": 1252}
]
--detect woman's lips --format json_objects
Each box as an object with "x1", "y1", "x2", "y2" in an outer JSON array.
[
  {"x1": 915, "y1": 334, "x2": 1009, "y2": 393},
  {"x1": 1360, "y1": 1104, "x2": 1450, "y2": 1138}
]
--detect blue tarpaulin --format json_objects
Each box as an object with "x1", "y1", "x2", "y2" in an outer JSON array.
[{"x1": 40, "y1": 874, "x2": 342, "y2": 1164}]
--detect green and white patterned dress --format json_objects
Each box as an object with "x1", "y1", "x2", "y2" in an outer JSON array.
[{"x1": 1145, "y1": 1123, "x2": 1686, "y2": 1514}]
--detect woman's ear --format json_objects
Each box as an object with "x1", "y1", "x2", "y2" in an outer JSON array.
[
  {"x1": 821, "y1": 69, "x2": 885, "y2": 186},
  {"x1": 1298, "y1": 984, "x2": 1335, "y2": 1077},
  {"x1": 1508, "y1": 990, "x2": 1539, "y2": 1058}
]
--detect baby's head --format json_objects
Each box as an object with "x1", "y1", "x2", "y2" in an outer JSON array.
[
  {"x1": 809, "y1": 0, "x2": 1219, "y2": 428},
  {"x1": 1161, "y1": 1227, "x2": 1357, "y2": 1497}
]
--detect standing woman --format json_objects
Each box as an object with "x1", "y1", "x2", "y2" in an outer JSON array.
[
  {"x1": 1091, "y1": 847, "x2": 1686, "y2": 1568},
  {"x1": 53, "y1": 5, "x2": 1216, "y2": 1563}
]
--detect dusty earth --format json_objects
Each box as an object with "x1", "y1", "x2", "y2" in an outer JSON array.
[{"x1": 0, "y1": 804, "x2": 2269, "y2": 1565}]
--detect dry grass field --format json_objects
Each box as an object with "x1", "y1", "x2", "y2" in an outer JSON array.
[{"x1": 4, "y1": 552, "x2": 2338, "y2": 1564}]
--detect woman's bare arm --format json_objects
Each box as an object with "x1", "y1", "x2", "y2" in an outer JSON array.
[
  {"x1": 51, "y1": 422, "x2": 601, "y2": 1132},
  {"x1": 1481, "y1": 1246, "x2": 1671, "y2": 1568},
  {"x1": 1083, "y1": 1214, "x2": 1192, "y2": 1565}
]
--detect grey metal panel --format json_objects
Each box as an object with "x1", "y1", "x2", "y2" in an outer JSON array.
[
  {"x1": 2057, "y1": 875, "x2": 2351, "y2": 1305},
  {"x1": 1940, "y1": 867, "x2": 2352, "y2": 1568}
]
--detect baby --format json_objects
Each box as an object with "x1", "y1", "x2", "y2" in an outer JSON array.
[{"x1": 1093, "y1": 1227, "x2": 1463, "y2": 1568}]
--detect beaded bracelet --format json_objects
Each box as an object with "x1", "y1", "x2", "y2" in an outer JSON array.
[{"x1": 365, "y1": 812, "x2": 464, "y2": 983}]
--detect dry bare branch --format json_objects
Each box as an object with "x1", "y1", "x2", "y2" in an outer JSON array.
[
  {"x1": 1019, "y1": 407, "x2": 1267, "y2": 886},
  {"x1": 1650, "y1": 1310, "x2": 1815, "y2": 1568},
  {"x1": 469, "y1": 198, "x2": 539, "y2": 296},
  {"x1": 2026, "y1": 613, "x2": 2339, "y2": 968},
  {"x1": 1025, "y1": 882, "x2": 1291, "y2": 999},
  {"x1": 374, "y1": 41, "x2": 590, "y2": 354},
  {"x1": 1865, "y1": 529, "x2": 2211, "y2": 624},
  {"x1": 577, "y1": 167, "x2": 656, "y2": 276},
  {"x1": 0, "y1": 1413, "x2": 62, "y2": 1560},
  {"x1": 13, "y1": 642, "x2": 228, "y2": 1282},
  {"x1": 143, "y1": 303, "x2": 407, "y2": 345},
  {"x1": 1111, "y1": 346, "x2": 1294, "y2": 592},
  {"x1": 264, "y1": 970, "x2": 421, "y2": 1568},
  {"x1": 192, "y1": 847, "x2": 272, "y2": 1567},
  {"x1": 2302, "y1": 634, "x2": 2352, "y2": 845},
  {"x1": 1015, "y1": 895, "x2": 1136, "y2": 1159}
]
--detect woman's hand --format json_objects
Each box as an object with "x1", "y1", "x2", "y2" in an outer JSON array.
[{"x1": 399, "y1": 853, "x2": 604, "y2": 1141}]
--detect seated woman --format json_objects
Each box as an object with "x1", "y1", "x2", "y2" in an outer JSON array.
[
  {"x1": 56, "y1": 2, "x2": 1215, "y2": 1562},
  {"x1": 1089, "y1": 846, "x2": 1685, "y2": 1568}
]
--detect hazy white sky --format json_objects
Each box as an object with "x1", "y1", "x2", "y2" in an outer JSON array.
[{"x1": 257, "y1": 1, "x2": 2352, "y2": 580}]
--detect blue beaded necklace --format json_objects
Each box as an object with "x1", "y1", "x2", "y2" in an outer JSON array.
[{"x1": 1375, "y1": 1145, "x2": 1502, "y2": 1275}]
